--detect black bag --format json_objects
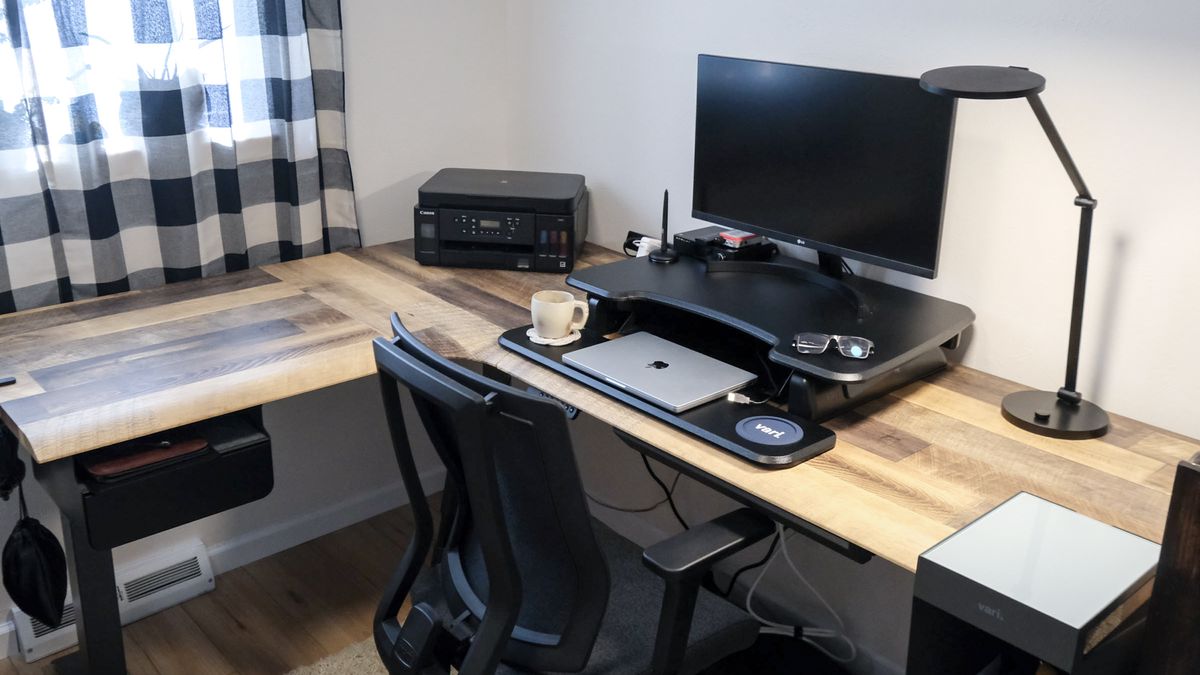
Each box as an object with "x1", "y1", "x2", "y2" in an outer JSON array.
[
  {"x1": 0, "y1": 434, "x2": 23, "y2": 500},
  {"x1": 3, "y1": 481, "x2": 68, "y2": 628}
]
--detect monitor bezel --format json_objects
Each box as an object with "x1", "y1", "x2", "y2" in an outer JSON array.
[{"x1": 690, "y1": 54, "x2": 957, "y2": 280}]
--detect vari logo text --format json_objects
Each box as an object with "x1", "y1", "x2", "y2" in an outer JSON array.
[
  {"x1": 755, "y1": 423, "x2": 786, "y2": 439},
  {"x1": 978, "y1": 602, "x2": 1005, "y2": 621}
]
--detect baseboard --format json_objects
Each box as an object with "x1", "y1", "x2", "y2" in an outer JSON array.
[{"x1": 0, "y1": 466, "x2": 447, "y2": 661}]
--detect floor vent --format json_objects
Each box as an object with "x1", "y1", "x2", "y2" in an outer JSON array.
[
  {"x1": 29, "y1": 603, "x2": 75, "y2": 641},
  {"x1": 124, "y1": 555, "x2": 204, "y2": 603},
  {"x1": 11, "y1": 539, "x2": 214, "y2": 663}
]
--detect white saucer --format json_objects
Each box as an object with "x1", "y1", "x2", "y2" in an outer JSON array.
[{"x1": 527, "y1": 328, "x2": 582, "y2": 346}]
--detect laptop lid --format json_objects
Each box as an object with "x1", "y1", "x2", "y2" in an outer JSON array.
[{"x1": 562, "y1": 332, "x2": 756, "y2": 413}]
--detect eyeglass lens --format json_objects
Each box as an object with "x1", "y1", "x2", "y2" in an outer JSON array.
[
  {"x1": 794, "y1": 332, "x2": 833, "y2": 354},
  {"x1": 794, "y1": 333, "x2": 873, "y2": 359},
  {"x1": 835, "y1": 336, "x2": 873, "y2": 359}
]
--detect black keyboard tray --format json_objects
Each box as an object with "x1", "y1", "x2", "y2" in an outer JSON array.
[{"x1": 498, "y1": 326, "x2": 834, "y2": 468}]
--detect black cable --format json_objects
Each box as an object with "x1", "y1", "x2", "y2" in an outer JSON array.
[
  {"x1": 586, "y1": 472, "x2": 682, "y2": 513},
  {"x1": 641, "y1": 454, "x2": 689, "y2": 530},
  {"x1": 586, "y1": 493, "x2": 664, "y2": 513},
  {"x1": 746, "y1": 353, "x2": 794, "y2": 404},
  {"x1": 754, "y1": 350, "x2": 779, "y2": 394},
  {"x1": 719, "y1": 532, "x2": 780, "y2": 598}
]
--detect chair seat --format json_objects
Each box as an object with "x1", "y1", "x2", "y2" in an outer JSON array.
[{"x1": 494, "y1": 520, "x2": 760, "y2": 675}]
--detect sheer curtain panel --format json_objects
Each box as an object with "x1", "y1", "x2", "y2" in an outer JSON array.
[{"x1": 0, "y1": 0, "x2": 358, "y2": 313}]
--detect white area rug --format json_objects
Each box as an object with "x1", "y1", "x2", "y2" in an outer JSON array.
[{"x1": 287, "y1": 639, "x2": 386, "y2": 675}]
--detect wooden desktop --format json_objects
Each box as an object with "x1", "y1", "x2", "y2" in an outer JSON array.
[{"x1": 1, "y1": 239, "x2": 1196, "y2": 673}]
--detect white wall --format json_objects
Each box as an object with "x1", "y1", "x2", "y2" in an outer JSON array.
[
  {"x1": 502, "y1": 0, "x2": 1200, "y2": 440},
  {"x1": 498, "y1": 2, "x2": 1200, "y2": 672},
  {"x1": 344, "y1": 0, "x2": 511, "y2": 245}
]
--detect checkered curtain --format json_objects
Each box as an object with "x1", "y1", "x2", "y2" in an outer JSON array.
[{"x1": 0, "y1": 0, "x2": 359, "y2": 314}]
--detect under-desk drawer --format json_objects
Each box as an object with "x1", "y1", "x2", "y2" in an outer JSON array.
[{"x1": 78, "y1": 412, "x2": 273, "y2": 549}]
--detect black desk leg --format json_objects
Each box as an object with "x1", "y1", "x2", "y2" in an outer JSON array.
[{"x1": 34, "y1": 458, "x2": 127, "y2": 675}]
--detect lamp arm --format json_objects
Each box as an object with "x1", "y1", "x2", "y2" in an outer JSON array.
[
  {"x1": 1026, "y1": 94, "x2": 1091, "y2": 200},
  {"x1": 1060, "y1": 203, "x2": 1094, "y2": 400},
  {"x1": 1026, "y1": 93, "x2": 1096, "y2": 401}
]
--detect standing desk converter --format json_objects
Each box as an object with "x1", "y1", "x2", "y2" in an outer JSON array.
[
  {"x1": 0, "y1": 240, "x2": 1196, "y2": 673},
  {"x1": 500, "y1": 252, "x2": 975, "y2": 469}
]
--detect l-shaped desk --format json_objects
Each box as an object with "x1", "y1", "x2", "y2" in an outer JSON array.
[{"x1": 1, "y1": 240, "x2": 1197, "y2": 673}]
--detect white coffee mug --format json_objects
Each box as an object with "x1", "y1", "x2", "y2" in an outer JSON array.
[{"x1": 531, "y1": 290, "x2": 588, "y2": 339}]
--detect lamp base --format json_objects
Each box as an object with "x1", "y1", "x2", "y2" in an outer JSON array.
[{"x1": 1001, "y1": 390, "x2": 1109, "y2": 440}]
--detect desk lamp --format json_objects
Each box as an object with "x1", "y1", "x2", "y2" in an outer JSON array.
[{"x1": 919, "y1": 65, "x2": 1108, "y2": 439}]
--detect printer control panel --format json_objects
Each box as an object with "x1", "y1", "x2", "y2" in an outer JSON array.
[{"x1": 439, "y1": 209, "x2": 534, "y2": 244}]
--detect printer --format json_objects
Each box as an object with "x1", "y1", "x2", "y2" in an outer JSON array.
[{"x1": 413, "y1": 168, "x2": 589, "y2": 272}]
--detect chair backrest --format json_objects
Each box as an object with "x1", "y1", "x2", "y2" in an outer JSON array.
[
  {"x1": 1139, "y1": 453, "x2": 1200, "y2": 675},
  {"x1": 373, "y1": 314, "x2": 609, "y2": 674}
]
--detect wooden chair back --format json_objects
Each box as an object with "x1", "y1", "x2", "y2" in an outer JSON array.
[{"x1": 1140, "y1": 453, "x2": 1200, "y2": 674}]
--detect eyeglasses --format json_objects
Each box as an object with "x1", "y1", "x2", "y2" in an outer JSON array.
[{"x1": 793, "y1": 332, "x2": 875, "y2": 359}]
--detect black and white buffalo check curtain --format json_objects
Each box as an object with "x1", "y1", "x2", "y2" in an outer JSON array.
[{"x1": 0, "y1": 0, "x2": 359, "y2": 314}]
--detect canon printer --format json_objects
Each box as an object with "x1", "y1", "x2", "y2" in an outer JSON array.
[{"x1": 413, "y1": 168, "x2": 589, "y2": 272}]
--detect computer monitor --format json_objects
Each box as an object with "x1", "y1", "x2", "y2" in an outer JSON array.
[{"x1": 692, "y1": 55, "x2": 956, "y2": 279}]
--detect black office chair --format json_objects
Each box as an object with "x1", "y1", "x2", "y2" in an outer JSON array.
[{"x1": 372, "y1": 313, "x2": 772, "y2": 675}]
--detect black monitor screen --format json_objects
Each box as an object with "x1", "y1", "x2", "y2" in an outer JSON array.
[{"x1": 692, "y1": 55, "x2": 955, "y2": 278}]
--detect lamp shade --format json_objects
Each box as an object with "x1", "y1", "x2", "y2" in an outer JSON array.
[{"x1": 919, "y1": 66, "x2": 1045, "y2": 100}]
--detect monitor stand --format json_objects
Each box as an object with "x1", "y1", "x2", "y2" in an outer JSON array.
[
  {"x1": 565, "y1": 252, "x2": 974, "y2": 421},
  {"x1": 818, "y1": 251, "x2": 847, "y2": 279}
]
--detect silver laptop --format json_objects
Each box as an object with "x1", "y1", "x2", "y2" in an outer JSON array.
[{"x1": 563, "y1": 332, "x2": 756, "y2": 412}]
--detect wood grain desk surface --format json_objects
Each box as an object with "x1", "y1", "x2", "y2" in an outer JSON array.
[{"x1": 2, "y1": 240, "x2": 1196, "y2": 572}]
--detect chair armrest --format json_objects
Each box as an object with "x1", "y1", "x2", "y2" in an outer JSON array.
[
  {"x1": 643, "y1": 508, "x2": 774, "y2": 581},
  {"x1": 642, "y1": 508, "x2": 772, "y2": 675}
]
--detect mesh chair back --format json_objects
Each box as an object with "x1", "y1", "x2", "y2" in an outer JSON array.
[{"x1": 373, "y1": 315, "x2": 609, "y2": 672}]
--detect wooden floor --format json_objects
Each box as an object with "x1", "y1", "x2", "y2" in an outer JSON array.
[{"x1": 0, "y1": 498, "x2": 435, "y2": 675}]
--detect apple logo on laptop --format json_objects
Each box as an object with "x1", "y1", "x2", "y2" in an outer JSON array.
[{"x1": 646, "y1": 360, "x2": 670, "y2": 369}]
